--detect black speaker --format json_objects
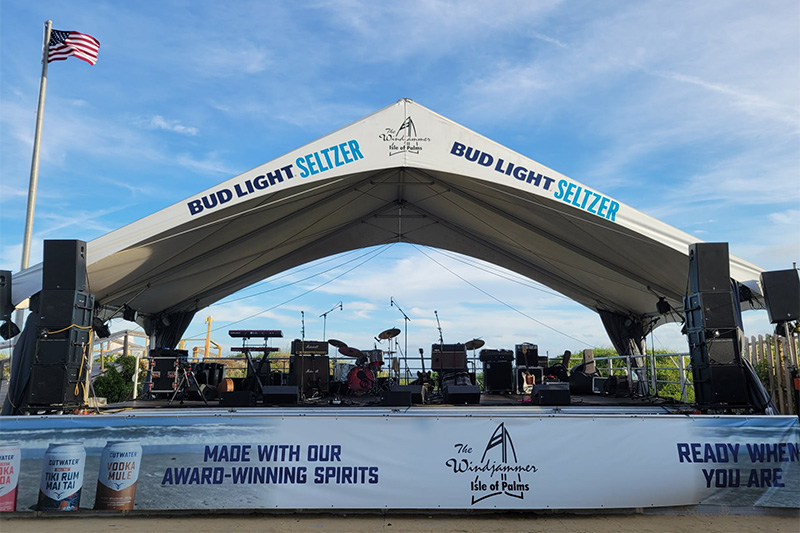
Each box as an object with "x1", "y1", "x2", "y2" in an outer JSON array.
[
  {"x1": 515, "y1": 343, "x2": 539, "y2": 366},
  {"x1": 42, "y1": 240, "x2": 87, "y2": 291},
  {"x1": 380, "y1": 390, "x2": 412, "y2": 406},
  {"x1": 390, "y1": 384, "x2": 424, "y2": 404},
  {"x1": 483, "y1": 360, "x2": 513, "y2": 393},
  {"x1": 291, "y1": 355, "x2": 329, "y2": 395},
  {"x1": 761, "y1": 269, "x2": 800, "y2": 323},
  {"x1": 35, "y1": 332, "x2": 89, "y2": 366},
  {"x1": 219, "y1": 391, "x2": 257, "y2": 407},
  {"x1": 689, "y1": 243, "x2": 730, "y2": 293},
  {"x1": 443, "y1": 384, "x2": 480, "y2": 404},
  {"x1": 27, "y1": 363, "x2": 82, "y2": 407},
  {"x1": 532, "y1": 383, "x2": 570, "y2": 405},
  {"x1": 706, "y1": 336, "x2": 740, "y2": 365},
  {"x1": 262, "y1": 385, "x2": 298, "y2": 405},
  {"x1": 0, "y1": 270, "x2": 12, "y2": 320},
  {"x1": 38, "y1": 290, "x2": 94, "y2": 330},
  {"x1": 708, "y1": 364, "x2": 749, "y2": 405},
  {"x1": 697, "y1": 292, "x2": 737, "y2": 330}
]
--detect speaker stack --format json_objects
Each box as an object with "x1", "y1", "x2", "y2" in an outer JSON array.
[
  {"x1": 26, "y1": 240, "x2": 93, "y2": 410},
  {"x1": 684, "y1": 243, "x2": 747, "y2": 407}
]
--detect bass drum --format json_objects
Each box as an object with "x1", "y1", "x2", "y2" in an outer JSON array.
[{"x1": 346, "y1": 366, "x2": 375, "y2": 395}]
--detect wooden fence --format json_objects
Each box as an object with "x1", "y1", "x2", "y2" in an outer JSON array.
[{"x1": 742, "y1": 332, "x2": 799, "y2": 416}]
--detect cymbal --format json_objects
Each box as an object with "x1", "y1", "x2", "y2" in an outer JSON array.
[
  {"x1": 328, "y1": 339, "x2": 347, "y2": 348},
  {"x1": 338, "y1": 346, "x2": 364, "y2": 358},
  {"x1": 465, "y1": 338, "x2": 485, "y2": 350},
  {"x1": 378, "y1": 327, "x2": 401, "y2": 340}
]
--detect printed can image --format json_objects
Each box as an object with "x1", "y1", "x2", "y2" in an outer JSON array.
[
  {"x1": 95, "y1": 440, "x2": 142, "y2": 510},
  {"x1": 0, "y1": 443, "x2": 21, "y2": 512},
  {"x1": 37, "y1": 442, "x2": 86, "y2": 511}
]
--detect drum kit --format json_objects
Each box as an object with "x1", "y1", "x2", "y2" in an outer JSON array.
[
  {"x1": 328, "y1": 327, "x2": 400, "y2": 395},
  {"x1": 329, "y1": 330, "x2": 487, "y2": 397}
]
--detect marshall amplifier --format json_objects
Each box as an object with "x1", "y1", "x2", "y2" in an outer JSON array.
[
  {"x1": 291, "y1": 339, "x2": 329, "y2": 355},
  {"x1": 479, "y1": 349, "x2": 513, "y2": 362}
]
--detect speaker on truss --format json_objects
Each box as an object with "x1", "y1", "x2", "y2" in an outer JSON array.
[
  {"x1": 761, "y1": 269, "x2": 800, "y2": 324},
  {"x1": 42, "y1": 240, "x2": 87, "y2": 291},
  {"x1": 688, "y1": 243, "x2": 730, "y2": 293}
]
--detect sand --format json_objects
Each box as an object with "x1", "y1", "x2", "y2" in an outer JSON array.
[{"x1": 2, "y1": 511, "x2": 799, "y2": 533}]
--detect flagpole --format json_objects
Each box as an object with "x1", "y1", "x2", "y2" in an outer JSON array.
[{"x1": 19, "y1": 20, "x2": 52, "y2": 273}]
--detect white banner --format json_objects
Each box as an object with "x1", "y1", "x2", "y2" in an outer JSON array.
[{"x1": 1, "y1": 409, "x2": 797, "y2": 511}]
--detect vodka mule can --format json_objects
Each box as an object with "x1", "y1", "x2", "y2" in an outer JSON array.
[
  {"x1": 95, "y1": 441, "x2": 142, "y2": 510},
  {"x1": 0, "y1": 443, "x2": 21, "y2": 512},
  {"x1": 38, "y1": 442, "x2": 86, "y2": 511}
]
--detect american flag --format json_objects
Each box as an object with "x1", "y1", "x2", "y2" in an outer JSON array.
[{"x1": 48, "y1": 29, "x2": 100, "y2": 65}]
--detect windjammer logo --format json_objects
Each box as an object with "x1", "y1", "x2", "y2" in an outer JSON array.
[
  {"x1": 444, "y1": 423, "x2": 537, "y2": 505},
  {"x1": 379, "y1": 116, "x2": 431, "y2": 156}
]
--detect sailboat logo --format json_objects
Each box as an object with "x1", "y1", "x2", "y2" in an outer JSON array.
[
  {"x1": 471, "y1": 422, "x2": 530, "y2": 504},
  {"x1": 378, "y1": 116, "x2": 430, "y2": 156}
]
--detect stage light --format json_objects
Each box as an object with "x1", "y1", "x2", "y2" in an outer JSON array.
[
  {"x1": 656, "y1": 297, "x2": 671, "y2": 315},
  {"x1": 92, "y1": 317, "x2": 111, "y2": 338},
  {"x1": 122, "y1": 305, "x2": 138, "y2": 322}
]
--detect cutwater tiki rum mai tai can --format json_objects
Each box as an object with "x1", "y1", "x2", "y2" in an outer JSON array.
[
  {"x1": 0, "y1": 443, "x2": 21, "y2": 512},
  {"x1": 38, "y1": 442, "x2": 86, "y2": 511},
  {"x1": 95, "y1": 441, "x2": 142, "y2": 510}
]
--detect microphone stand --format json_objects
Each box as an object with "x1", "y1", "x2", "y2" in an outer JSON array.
[
  {"x1": 319, "y1": 301, "x2": 343, "y2": 342},
  {"x1": 390, "y1": 297, "x2": 410, "y2": 379}
]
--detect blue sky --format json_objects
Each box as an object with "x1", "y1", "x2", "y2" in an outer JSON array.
[{"x1": 1, "y1": 1, "x2": 798, "y2": 361}]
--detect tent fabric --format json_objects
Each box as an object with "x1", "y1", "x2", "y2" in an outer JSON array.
[
  {"x1": 143, "y1": 310, "x2": 196, "y2": 351},
  {"x1": 1, "y1": 298, "x2": 40, "y2": 415},
  {"x1": 10, "y1": 99, "x2": 765, "y2": 332}
]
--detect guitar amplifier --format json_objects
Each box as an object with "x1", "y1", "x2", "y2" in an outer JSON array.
[
  {"x1": 479, "y1": 349, "x2": 513, "y2": 362},
  {"x1": 291, "y1": 339, "x2": 329, "y2": 355},
  {"x1": 431, "y1": 343, "x2": 467, "y2": 370}
]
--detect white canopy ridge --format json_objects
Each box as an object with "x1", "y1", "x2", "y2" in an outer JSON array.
[{"x1": 11, "y1": 99, "x2": 764, "y2": 329}]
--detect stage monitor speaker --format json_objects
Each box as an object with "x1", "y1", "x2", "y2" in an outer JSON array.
[
  {"x1": 262, "y1": 385, "x2": 298, "y2": 405},
  {"x1": 38, "y1": 290, "x2": 94, "y2": 331},
  {"x1": 443, "y1": 384, "x2": 480, "y2": 404},
  {"x1": 689, "y1": 243, "x2": 730, "y2": 293},
  {"x1": 390, "y1": 384, "x2": 424, "y2": 404},
  {"x1": 42, "y1": 239, "x2": 87, "y2": 291},
  {"x1": 0, "y1": 270, "x2": 12, "y2": 320},
  {"x1": 380, "y1": 390, "x2": 412, "y2": 406},
  {"x1": 27, "y1": 363, "x2": 82, "y2": 407},
  {"x1": 483, "y1": 361, "x2": 513, "y2": 393},
  {"x1": 532, "y1": 383, "x2": 570, "y2": 405},
  {"x1": 761, "y1": 269, "x2": 800, "y2": 323},
  {"x1": 219, "y1": 391, "x2": 257, "y2": 407}
]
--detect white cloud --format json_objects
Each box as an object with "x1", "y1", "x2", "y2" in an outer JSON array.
[{"x1": 147, "y1": 115, "x2": 199, "y2": 136}]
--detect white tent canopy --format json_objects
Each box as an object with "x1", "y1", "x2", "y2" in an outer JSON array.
[{"x1": 12, "y1": 99, "x2": 764, "y2": 329}]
